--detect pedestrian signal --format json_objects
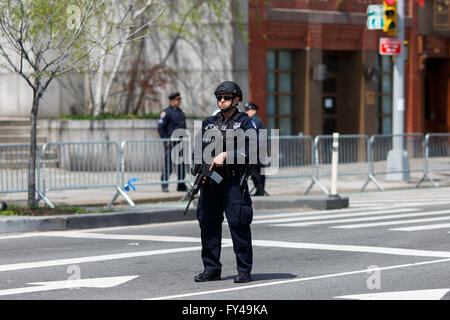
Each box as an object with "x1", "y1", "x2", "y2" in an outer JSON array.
[{"x1": 383, "y1": 0, "x2": 397, "y2": 36}]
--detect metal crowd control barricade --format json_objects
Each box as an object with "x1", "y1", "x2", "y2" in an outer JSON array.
[
  {"x1": 314, "y1": 134, "x2": 373, "y2": 192},
  {"x1": 0, "y1": 144, "x2": 41, "y2": 195},
  {"x1": 417, "y1": 133, "x2": 450, "y2": 187},
  {"x1": 369, "y1": 133, "x2": 424, "y2": 189},
  {"x1": 39, "y1": 141, "x2": 133, "y2": 208},
  {"x1": 262, "y1": 135, "x2": 327, "y2": 195},
  {"x1": 116, "y1": 137, "x2": 192, "y2": 204}
]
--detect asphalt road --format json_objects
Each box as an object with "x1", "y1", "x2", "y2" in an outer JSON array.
[{"x1": 1, "y1": 187, "x2": 450, "y2": 304}]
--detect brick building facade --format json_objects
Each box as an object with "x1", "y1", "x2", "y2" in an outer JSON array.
[{"x1": 248, "y1": 0, "x2": 450, "y2": 136}]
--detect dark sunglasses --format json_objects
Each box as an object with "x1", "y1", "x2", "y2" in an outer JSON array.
[{"x1": 216, "y1": 95, "x2": 234, "y2": 101}]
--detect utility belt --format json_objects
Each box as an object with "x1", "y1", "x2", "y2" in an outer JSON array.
[{"x1": 216, "y1": 165, "x2": 249, "y2": 180}]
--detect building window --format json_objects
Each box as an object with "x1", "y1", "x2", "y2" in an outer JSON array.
[
  {"x1": 434, "y1": 0, "x2": 450, "y2": 31},
  {"x1": 376, "y1": 55, "x2": 393, "y2": 134},
  {"x1": 266, "y1": 50, "x2": 296, "y2": 135}
]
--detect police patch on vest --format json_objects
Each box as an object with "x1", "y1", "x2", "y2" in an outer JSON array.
[
  {"x1": 221, "y1": 125, "x2": 228, "y2": 131},
  {"x1": 233, "y1": 122, "x2": 241, "y2": 129}
]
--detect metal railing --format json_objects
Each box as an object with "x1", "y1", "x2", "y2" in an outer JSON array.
[
  {"x1": 38, "y1": 141, "x2": 133, "y2": 208},
  {"x1": 0, "y1": 144, "x2": 39, "y2": 194},
  {"x1": 417, "y1": 133, "x2": 450, "y2": 187},
  {"x1": 1, "y1": 132, "x2": 449, "y2": 207},
  {"x1": 314, "y1": 134, "x2": 372, "y2": 192},
  {"x1": 368, "y1": 134, "x2": 425, "y2": 189},
  {"x1": 263, "y1": 135, "x2": 327, "y2": 195}
]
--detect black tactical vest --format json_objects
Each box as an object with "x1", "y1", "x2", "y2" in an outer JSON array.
[{"x1": 211, "y1": 110, "x2": 248, "y2": 178}]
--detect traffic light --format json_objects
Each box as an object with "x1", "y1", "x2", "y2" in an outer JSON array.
[{"x1": 383, "y1": 0, "x2": 397, "y2": 36}]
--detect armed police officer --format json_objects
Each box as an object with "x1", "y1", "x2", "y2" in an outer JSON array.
[
  {"x1": 245, "y1": 103, "x2": 266, "y2": 196},
  {"x1": 158, "y1": 92, "x2": 188, "y2": 193},
  {"x1": 193, "y1": 81, "x2": 258, "y2": 284}
]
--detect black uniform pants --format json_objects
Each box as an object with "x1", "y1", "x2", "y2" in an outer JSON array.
[
  {"x1": 197, "y1": 176, "x2": 253, "y2": 274},
  {"x1": 161, "y1": 142, "x2": 186, "y2": 187},
  {"x1": 250, "y1": 164, "x2": 265, "y2": 192}
]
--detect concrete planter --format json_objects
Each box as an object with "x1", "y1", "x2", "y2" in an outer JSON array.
[
  {"x1": 37, "y1": 118, "x2": 198, "y2": 144},
  {"x1": 37, "y1": 119, "x2": 197, "y2": 172}
]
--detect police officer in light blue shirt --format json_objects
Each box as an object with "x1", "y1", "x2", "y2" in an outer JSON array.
[{"x1": 158, "y1": 92, "x2": 187, "y2": 192}]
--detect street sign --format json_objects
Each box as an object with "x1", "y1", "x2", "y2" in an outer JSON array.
[
  {"x1": 367, "y1": 5, "x2": 384, "y2": 30},
  {"x1": 379, "y1": 37, "x2": 403, "y2": 55}
]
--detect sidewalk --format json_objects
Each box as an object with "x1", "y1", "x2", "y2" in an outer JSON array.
[
  {"x1": 2, "y1": 170, "x2": 445, "y2": 206},
  {"x1": 0, "y1": 171, "x2": 448, "y2": 233}
]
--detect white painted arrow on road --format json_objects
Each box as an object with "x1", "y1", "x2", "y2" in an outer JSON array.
[
  {"x1": 335, "y1": 288, "x2": 450, "y2": 300},
  {"x1": 0, "y1": 275, "x2": 139, "y2": 297}
]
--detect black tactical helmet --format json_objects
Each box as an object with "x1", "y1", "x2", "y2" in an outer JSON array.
[
  {"x1": 214, "y1": 81, "x2": 242, "y2": 102},
  {"x1": 245, "y1": 102, "x2": 258, "y2": 111}
]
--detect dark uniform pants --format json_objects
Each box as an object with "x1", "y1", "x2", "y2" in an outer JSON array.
[
  {"x1": 161, "y1": 142, "x2": 186, "y2": 187},
  {"x1": 250, "y1": 164, "x2": 265, "y2": 195},
  {"x1": 197, "y1": 176, "x2": 253, "y2": 274}
]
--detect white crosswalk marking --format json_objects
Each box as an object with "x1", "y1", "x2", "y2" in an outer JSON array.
[
  {"x1": 270, "y1": 209, "x2": 450, "y2": 228},
  {"x1": 332, "y1": 214, "x2": 450, "y2": 229},
  {"x1": 255, "y1": 208, "x2": 420, "y2": 225},
  {"x1": 391, "y1": 223, "x2": 450, "y2": 232}
]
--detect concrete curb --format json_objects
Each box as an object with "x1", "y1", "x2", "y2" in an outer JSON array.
[
  {"x1": 0, "y1": 208, "x2": 197, "y2": 233},
  {"x1": 0, "y1": 195, "x2": 349, "y2": 233},
  {"x1": 251, "y1": 195, "x2": 349, "y2": 211}
]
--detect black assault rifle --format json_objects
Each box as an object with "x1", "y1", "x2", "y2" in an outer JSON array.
[{"x1": 183, "y1": 164, "x2": 223, "y2": 215}]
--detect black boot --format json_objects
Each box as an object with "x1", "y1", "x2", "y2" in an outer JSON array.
[
  {"x1": 162, "y1": 184, "x2": 169, "y2": 193},
  {"x1": 255, "y1": 184, "x2": 265, "y2": 196},
  {"x1": 177, "y1": 184, "x2": 187, "y2": 192},
  {"x1": 234, "y1": 271, "x2": 251, "y2": 283},
  {"x1": 194, "y1": 270, "x2": 221, "y2": 282}
]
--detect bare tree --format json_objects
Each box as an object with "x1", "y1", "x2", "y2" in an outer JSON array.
[
  {"x1": 84, "y1": 0, "x2": 250, "y2": 117},
  {"x1": 0, "y1": 0, "x2": 162, "y2": 206}
]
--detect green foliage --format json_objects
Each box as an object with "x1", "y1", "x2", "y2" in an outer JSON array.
[
  {"x1": 157, "y1": 0, "x2": 248, "y2": 43},
  {"x1": 0, "y1": 204, "x2": 87, "y2": 216},
  {"x1": 59, "y1": 112, "x2": 160, "y2": 120},
  {"x1": 0, "y1": 0, "x2": 127, "y2": 79}
]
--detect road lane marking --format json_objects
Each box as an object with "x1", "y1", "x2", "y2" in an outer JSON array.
[
  {"x1": 32, "y1": 232, "x2": 450, "y2": 258},
  {"x1": 271, "y1": 209, "x2": 450, "y2": 227},
  {"x1": 35, "y1": 232, "x2": 450, "y2": 258},
  {"x1": 0, "y1": 276, "x2": 139, "y2": 297},
  {"x1": 0, "y1": 246, "x2": 206, "y2": 273},
  {"x1": 335, "y1": 288, "x2": 450, "y2": 300},
  {"x1": 253, "y1": 206, "x2": 388, "y2": 220},
  {"x1": 2, "y1": 235, "x2": 450, "y2": 274},
  {"x1": 390, "y1": 223, "x2": 450, "y2": 231},
  {"x1": 251, "y1": 239, "x2": 450, "y2": 258},
  {"x1": 256, "y1": 208, "x2": 421, "y2": 225},
  {"x1": 146, "y1": 258, "x2": 450, "y2": 300},
  {"x1": 43, "y1": 232, "x2": 205, "y2": 243},
  {"x1": 333, "y1": 215, "x2": 450, "y2": 229}
]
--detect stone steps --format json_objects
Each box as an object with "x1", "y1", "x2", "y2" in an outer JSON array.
[{"x1": 0, "y1": 119, "x2": 52, "y2": 169}]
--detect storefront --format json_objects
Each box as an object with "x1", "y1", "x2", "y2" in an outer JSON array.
[{"x1": 248, "y1": 0, "x2": 448, "y2": 136}]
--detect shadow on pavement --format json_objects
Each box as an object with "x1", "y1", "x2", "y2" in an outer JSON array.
[{"x1": 221, "y1": 273, "x2": 297, "y2": 281}]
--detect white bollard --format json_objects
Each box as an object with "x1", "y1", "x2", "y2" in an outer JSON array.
[{"x1": 330, "y1": 132, "x2": 339, "y2": 197}]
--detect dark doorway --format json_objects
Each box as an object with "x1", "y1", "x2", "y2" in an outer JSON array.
[
  {"x1": 424, "y1": 58, "x2": 449, "y2": 133},
  {"x1": 322, "y1": 51, "x2": 360, "y2": 135}
]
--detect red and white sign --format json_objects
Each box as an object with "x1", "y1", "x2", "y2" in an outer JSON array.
[
  {"x1": 379, "y1": 37, "x2": 402, "y2": 55},
  {"x1": 385, "y1": 0, "x2": 396, "y2": 5}
]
